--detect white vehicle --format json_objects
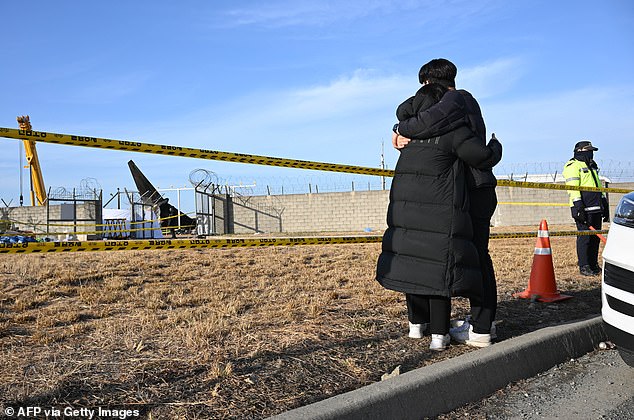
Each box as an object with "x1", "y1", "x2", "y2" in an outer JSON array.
[{"x1": 602, "y1": 191, "x2": 634, "y2": 367}]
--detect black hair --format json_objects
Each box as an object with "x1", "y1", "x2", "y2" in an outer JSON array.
[
  {"x1": 418, "y1": 82, "x2": 447, "y2": 103},
  {"x1": 418, "y1": 58, "x2": 457, "y2": 88},
  {"x1": 400, "y1": 82, "x2": 448, "y2": 121}
]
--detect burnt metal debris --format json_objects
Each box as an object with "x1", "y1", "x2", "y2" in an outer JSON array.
[{"x1": 127, "y1": 160, "x2": 195, "y2": 235}]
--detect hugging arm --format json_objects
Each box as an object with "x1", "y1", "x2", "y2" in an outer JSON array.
[
  {"x1": 397, "y1": 90, "x2": 468, "y2": 139},
  {"x1": 396, "y1": 96, "x2": 416, "y2": 121},
  {"x1": 454, "y1": 133, "x2": 503, "y2": 169}
]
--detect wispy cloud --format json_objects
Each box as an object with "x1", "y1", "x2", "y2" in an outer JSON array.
[
  {"x1": 216, "y1": 0, "x2": 495, "y2": 28},
  {"x1": 138, "y1": 58, "x2": 526, "y2": 155},
  {"x1": 67, "y1": 71, "x2": 152, "y2": 104},
  {"x1": 149, "y1": 69, "x2": 411, "y2": 142},
  {"x1": 111, "y1": 68, "x2": 413, "y2": 172},
  {"x1": 260, "y1": 69, "x2": 410, "y2": 121},
  {"x1": 458, "y1": 57, "x2": 525, "y2": 99},
  {"x1": 221, "y1": 1, "x2": 398, "y2": 27},
  {"x1": 158, "y1": 65, "x2": 634, "y2": 169},
  {"x1": 193, "y1": 58, "x2": 524, "y2": 133}
]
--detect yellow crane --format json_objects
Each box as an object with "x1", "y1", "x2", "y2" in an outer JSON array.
[{"x1": 17, "y1": 115, "x2": 47, "y2": 206}]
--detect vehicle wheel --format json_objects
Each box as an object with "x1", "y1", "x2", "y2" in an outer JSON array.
[{"x1": 618, "y1": 349, "x2": 634, "y2": 367}]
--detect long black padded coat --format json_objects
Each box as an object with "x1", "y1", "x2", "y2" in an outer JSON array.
[{"x1": 376, "y1": 90, "x2": 502, "y2": 298}]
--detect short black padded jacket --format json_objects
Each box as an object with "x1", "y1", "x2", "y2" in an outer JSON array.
[
  {"x1": 397, "y1": 89, "x2": 497, "y2": 189},
  {"x1": 376, "y1": 90, "x2": 501, "y2": 297}
]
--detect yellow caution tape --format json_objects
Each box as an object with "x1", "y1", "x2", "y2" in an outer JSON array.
[
  {"x1": 0, "y1": 235, "x2": 383, "y2": 254},
  {"x1": 0, "y1": 230, "x2": 609, "y2": 254},
  {"x1": 497, "y1": 202, "x2": 569, "y2": 207},
  {"x1": 495, "y1": 179, "x2": 628, "y2": 194},
  {"x1": 1, "y1": 127, "x2": 630, "y2": 193},
  {"x1": 0, "y1": 128, "x2": 393, "y2": 177},
  {"x1": 3, "y1": 226, "x2": 196, "y2": 237},
  {"x1": 1, "y1": 223, "x2": 196, "y2": 237},
  {"x1": 490, "y1": 230, "x2": 609, "y2": 239},
  {"x1": 7, "y1": 211, "x2": 195, "y2": 228}
]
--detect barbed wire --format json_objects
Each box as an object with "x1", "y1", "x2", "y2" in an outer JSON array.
[
  {"x1": 227, "y1": 174, "x2": 391, "y2": 196},
  {"x1": 3, "y1": 161, "x2": 632, "y2": 207},
  {"x1": 230, "y1": 160, "x2": 633, "y2": 196},
  {"x1": 494, "y1": 160, "x2": 634, "y2": 183},
  {"x1": 48, "y1": 178, "x2": 102, "y2": 200}
]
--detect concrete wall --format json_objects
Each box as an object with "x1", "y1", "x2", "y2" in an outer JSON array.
[
  {"x1": 4, "y1": 183, "x2": 632, "y2": 237},
  {"x1": 231, "y1": 197, "x2": 283, "y2": 234},
  {"x1": 2, "y1": 202, "x2": 101, "y2": 240},
  {"x1": 493, "y1": 187, "x2": 570, "y2": 226},
  {"x1": 230, "y1": 182, "x2": 634, "y2": 233},
  {"x1": 493, "y1": 182, "x2": 633, "y2": 226},
  {"x1": 232, "y1": 190, "x2": 390, "y2": 233}
]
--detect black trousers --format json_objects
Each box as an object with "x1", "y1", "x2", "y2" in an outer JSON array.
[
  {"x1": 406, "y1": 294, "x2": 450, "y2": 335},
  {"x1": 575, "y1": 212, "x2": 602, "y2": 268},
  {"x1": 468, "y1": 187, "x2": 498, "y2": 334}
]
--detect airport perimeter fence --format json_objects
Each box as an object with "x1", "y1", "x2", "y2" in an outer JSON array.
[{"x1": 0, "y1": 126, "x2": 629, "y2": 254}]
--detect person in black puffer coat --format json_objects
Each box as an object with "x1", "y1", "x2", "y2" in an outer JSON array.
[
  {"x1": 393, "y1": 58, "x2": 501, "y2": 348},
  {"x1": 379, "y1": 71, "x2": 502, "y2": 351}
]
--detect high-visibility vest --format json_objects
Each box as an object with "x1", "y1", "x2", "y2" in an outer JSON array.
[{"x1": 562, "y1": 158, "x2": 604, "y2": 212}]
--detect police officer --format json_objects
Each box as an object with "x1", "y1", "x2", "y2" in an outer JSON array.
[{"x1": 563, "y1": 140, "x2": 609, "y2": 276}]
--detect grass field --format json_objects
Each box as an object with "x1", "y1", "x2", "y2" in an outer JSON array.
[{"x1": 0, "y1": 225, "x2": 603, "y2": 419}]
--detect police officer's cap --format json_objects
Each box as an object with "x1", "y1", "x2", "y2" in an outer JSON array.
[{"x1": 574, "y1": 140, "x2": 598, "y2": 152}]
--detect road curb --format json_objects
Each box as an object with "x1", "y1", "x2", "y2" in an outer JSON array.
[{"x1": 270, "y1": 316, "x2": 606, "y2": 420}]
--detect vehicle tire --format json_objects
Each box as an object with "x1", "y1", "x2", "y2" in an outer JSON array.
[{"x1": 618, "y1": 348, "x2": 634, "y2": 367}]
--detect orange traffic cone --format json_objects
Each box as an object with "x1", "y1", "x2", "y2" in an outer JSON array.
[{"x1": 514, "y1": 220, "x2": 573, "y2": 303}]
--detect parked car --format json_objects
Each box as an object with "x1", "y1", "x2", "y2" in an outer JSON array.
[{"x1": 602, "y1": 191, "x2": 634, "y2": 367}]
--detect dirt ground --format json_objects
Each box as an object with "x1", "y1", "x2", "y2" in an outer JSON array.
[{"x1": 0, "y1": 225, "x2": 604, "y2": 419}]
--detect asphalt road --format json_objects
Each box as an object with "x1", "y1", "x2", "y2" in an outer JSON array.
[{"x1": 441, "y1": 348, "x2": 634, "y2": 419}]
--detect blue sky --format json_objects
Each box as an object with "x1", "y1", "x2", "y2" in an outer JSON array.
[{"x1": 1, "y1": 0, "x2": 633, "y2": 209}]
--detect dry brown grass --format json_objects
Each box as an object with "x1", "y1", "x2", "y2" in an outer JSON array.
[{"x1": 0, "y1": 224, "x2": 603, "y2": 419}]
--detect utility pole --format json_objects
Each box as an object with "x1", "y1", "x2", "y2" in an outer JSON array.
[{"x1": 381, "y1": 140, "x2": 386, "y2": 190}]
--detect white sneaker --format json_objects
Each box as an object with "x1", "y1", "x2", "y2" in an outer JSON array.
[
  {"x1": 429, "y1": 334, "x2": 450, "y2": 351},
  {"x1": 409, "y1": 322, "x2": 428, "y2": 339},
  {"x1": 450, "y1": 322, "x2": 492, "y2": 348},
  {"x1": 451, "y1": 317, "x2": 497, "y2": 340}
]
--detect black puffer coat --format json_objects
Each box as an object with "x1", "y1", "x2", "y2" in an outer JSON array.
[{"x1": 377, "y1": 90, "x2": 501, "y2": 298}]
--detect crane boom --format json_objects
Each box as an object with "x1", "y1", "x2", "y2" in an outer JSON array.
[{"x1": 17, "y1": 116, "x2": 47, "y2": 206}]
